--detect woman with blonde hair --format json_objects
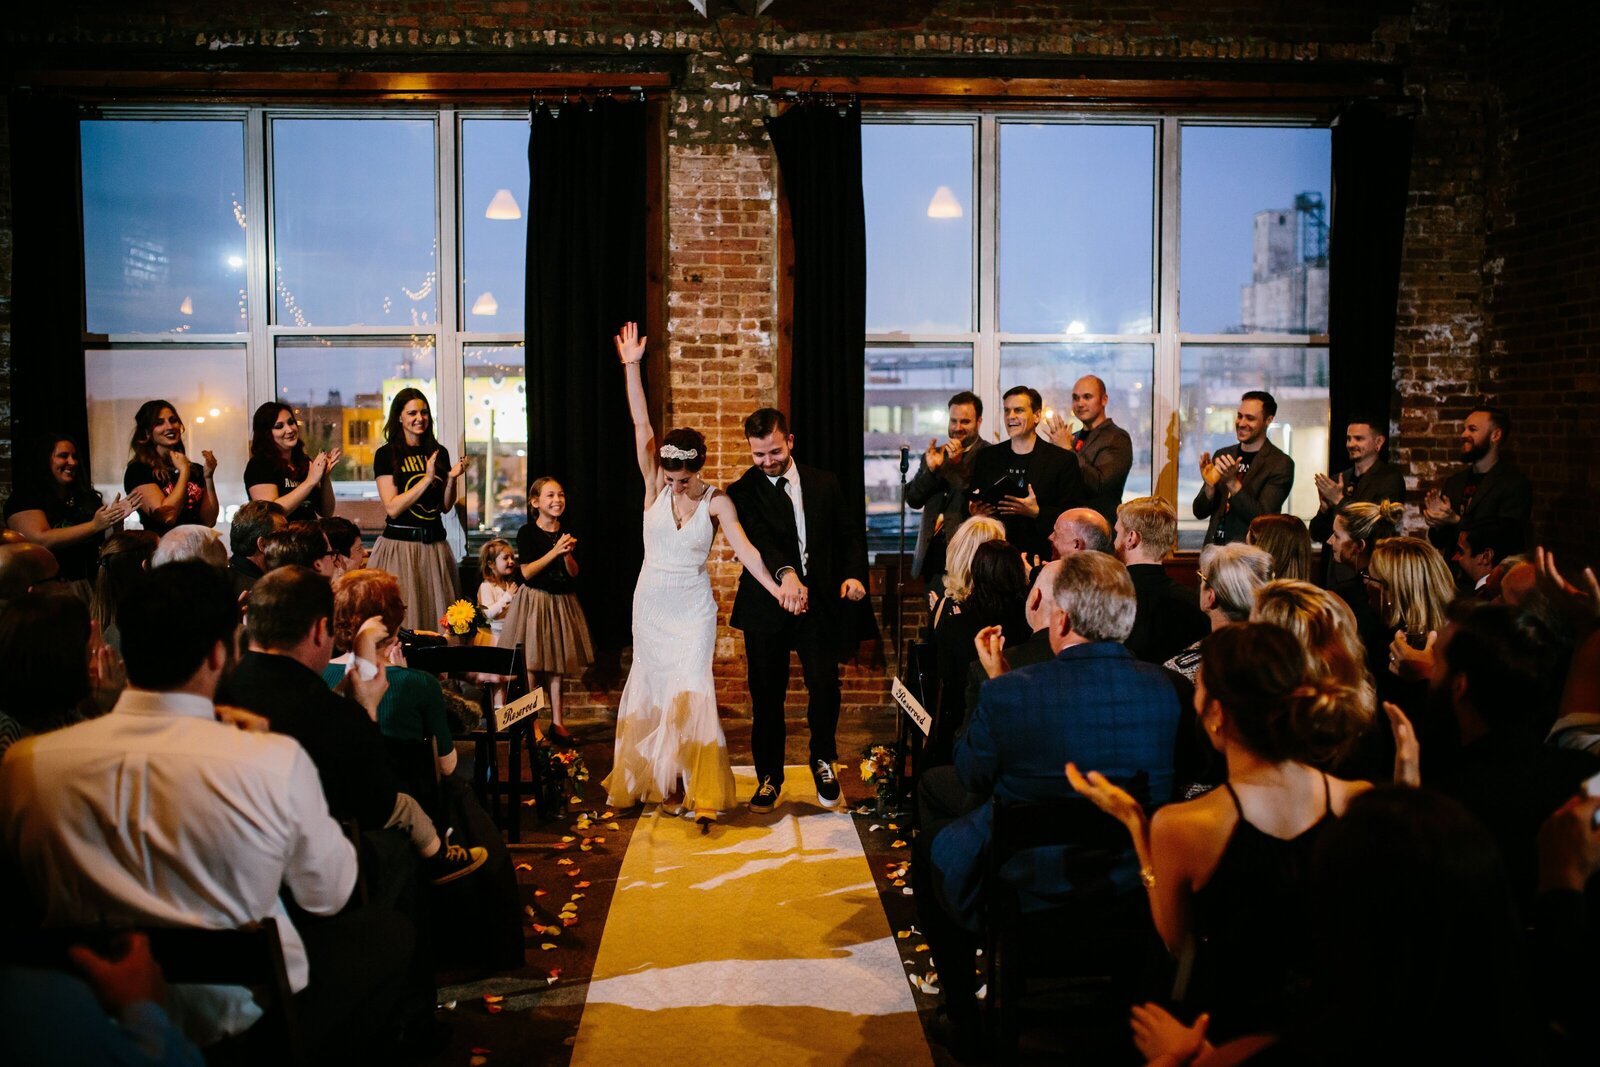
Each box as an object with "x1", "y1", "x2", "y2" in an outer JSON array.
[
  {"x1": 937, "y1": 514, "x2": 1007, "y2": 607},
  {"x1": 1326, "y1": 500, "x2": 1405, "y2": 582},
  {"x1": 1363, "y1": 536, "x2": 1455, "y2": 732},
  {"x1": 1247, "y1": 514, "x2": 1313, "y2": 583}
]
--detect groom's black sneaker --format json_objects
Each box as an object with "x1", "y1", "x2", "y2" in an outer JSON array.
[
  {"x1": 812, "y1": 759, "x2": 843, "y2": 808},
  {"x1": 749, "y1": 777, "x2": 780, "y2": 814}
]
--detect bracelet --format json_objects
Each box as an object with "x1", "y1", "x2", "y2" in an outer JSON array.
[{"x1": 1139, "y1": 866, "x2": 1156, "y2": 889}]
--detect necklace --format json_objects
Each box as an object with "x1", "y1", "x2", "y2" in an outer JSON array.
[{"x1": 671, "y1": 483, "x2": 708, "y2": 528}]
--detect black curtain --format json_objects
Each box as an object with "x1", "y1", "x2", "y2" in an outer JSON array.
[
  {"x1": 766, "y1": 101, "x2": 878, "y2": 647},
  {"x1": 1327, "y1": 104, "x2": 1414, "y2": 472},
  {"x1": 7, "y1": 92, "x2": 89, "y2": 475},
  {"x1": 525, "y1": 98, "x2": 647, "y2": 651}
]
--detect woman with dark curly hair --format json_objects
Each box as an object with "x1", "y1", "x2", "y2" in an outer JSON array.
[
  {"x1": 245, "y1": 402, "x2": 339, "y2": 523},
  {"x1": 122, "y1": 400, "x2": 218, "y2": 535},
  {"x1": 5, "y1": 433, "x2": 134, "y2": 598}
]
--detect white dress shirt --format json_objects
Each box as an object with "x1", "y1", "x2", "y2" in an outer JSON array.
[
  {"x1": 0, "y1": 688, "x2": 357, "y2": 1045},
  {"x1": 769, "y1": 462, "x2": 808, "y2": 576}
]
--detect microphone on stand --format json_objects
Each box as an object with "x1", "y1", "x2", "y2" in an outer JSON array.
[{"x1": 899, "y1": 442, "x2": 910, "y2": 476}]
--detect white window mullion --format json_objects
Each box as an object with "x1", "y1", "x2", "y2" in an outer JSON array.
[
  {"x1": 244, "y1": 109, "x2": 273, "y2": 416},
  {"x1": 975, "y1": 113, "x2": 1000, "y2": 434},
  {"x1": 1153, "y1": 116, "x2": 1183, "y2": 506},
  {"x1": 434, "y1": 110, "x2": 465, "y2": 466}
]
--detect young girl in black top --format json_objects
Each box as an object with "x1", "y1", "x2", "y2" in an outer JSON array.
[
  {"x1": 368, "y1": 388, "x2": 467, "y2": 630},
  {"x1": 5, "y1": 433, "x2": 135, "y2": 597},
  {"x1": 244, "y1": 402, "x2": 340, "y2": 523},
  {"x1": 500, "y1": 476, "x2": 593, "y2": 743},
  {"x1": 122, "y1": 400, "x2": 219, "y2": 535}
]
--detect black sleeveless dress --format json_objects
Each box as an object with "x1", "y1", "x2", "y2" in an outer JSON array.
[{"x1": 1186, "y1": 774, "x2": 1334, "y2": 1040}]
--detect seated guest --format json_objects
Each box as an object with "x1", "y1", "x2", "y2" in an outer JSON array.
[
  {"x1": 262, "y1": 521, "x2": 337, "y2": 577},
  {"x1": 1048, "y1": 506, "x2": 1113, "y2": 560},
  {"x1": 89, "y1": 531, "x2": 159, "y2": 646},
  {"x1": 321, "y1": 515, "x2": 369, "y2": 577},
  {"x1": 1455, "y1": 517, "x2": 1525, "y2": 595},
  {"x1": 1364, "y1": 536, "x2": 1454, "y2": 724},
  {"x1": 4, "y1": 432, "x2": 135, "y2": 601},
  {"x1": 1128, "y1": 788, "x2": 1533, "y2": 1066},
  {"x1": 1070, "y1": 622, "x2": 1374, "y2": 1040},
  {"x1": 1424, "y1": 600, "x2": 1599, "y2": 912},
  {"x1": 1547, "y1": 629, "x2": 1600, "y2": 757},
  {"x1": 149, "y1": 525, "x2": 227, "y2": 570},
  {"x1": 1115, "y1": 495, "x2": 1209, "y2": 664},
  {"x1": 1324, "y1": 500, "x2": 1403, "y2": 595},
  {"x1": 0, "y1": 562, "x2": 407, "y2": 1051},
  {"x1": 0, "y1": 542, "x2": 60, "y2": 613},
  {"x1": 324, "y1": 569, "x2": 458, "y2": 780},
  {"x1": 1165, "y1": 542, "x2": 1275, "y2": 681},
  {"x1": 0, "y1": 592, "x2": 98, "y2": 758},
  {"x1": 963, "y1": 559, "x2": 1062, "y2": 724},
  {"x1": 220, "y1": 567, "x2": 486, "y2": 885},
  {"x1": 1251, "y1": 580, "x2": 1381, "y2": 779},
  {"x1": 930, "y1": 540, "x2": 1029, "y2": 763},
  {"x1": 918, "y1": 551, "x2": 1180, "y2": 1050},
  {"x1": 1192, "y1": 391, "x2": 1294, "y2": 546},
  {"x1": 1245, "y1": 513, "x2": 1312, "y2": 582},
  {"x1": 227, "y1": 499, "x2": 287, "y2": 596}
]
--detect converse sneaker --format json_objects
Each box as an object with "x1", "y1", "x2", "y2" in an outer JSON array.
[
  {"x1": 812, "y1": 759, "x2": 843, "y2": 809},
  {"x1": 427, "y1": 839, "x2": 488, "y2": 885},
  {"x1": 748, "y1": 776, "x2": 780, "y2": 814}
]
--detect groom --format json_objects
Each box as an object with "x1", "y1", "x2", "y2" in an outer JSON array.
[{"x1": 729, "y1": 408, "x2": 868, "y2": 813}]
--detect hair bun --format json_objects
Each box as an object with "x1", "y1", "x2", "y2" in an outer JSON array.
[{"x1": 1379, "y1": 500, "x2": 1406, "y2": 526}]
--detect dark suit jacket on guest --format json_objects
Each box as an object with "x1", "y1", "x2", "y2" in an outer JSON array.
[
  {"x1": 905, "y1": 437, "x2": 988, "y2": 579},
  {"x1": 1309, "y1": 459, "x2": 1407, "y2": 586},
  {"x1": 221, "y1": 651, "x2": 403, "y2": 832},
  {"x1": 1191, "y1": 438, "x2": 1295, "y2": 546},
  {"x1": 962, "y1": 627, "x2": 1053, "y2": 742},
  {"x1": 1073, "y1": 418, "x2": 1134, "y2": 528},
  {"x1": 930, "y1": 642, "x2": 1180, "y2": 929},
  {"x1": 1426, "y1": 459, "x2": 1534, "y2": 556},
  {"x1": 969, "y1": 437, "x2": 1085, "y2": 560},
  {"x1": 727, "y1": 462, "x2": 867, "y2": 636},
  {"x1": 1125, "y1": 562, "x2": 1210, "y2": 665}
]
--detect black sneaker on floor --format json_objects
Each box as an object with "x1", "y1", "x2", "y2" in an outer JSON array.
[
  {"x1": 748, "y1": 776, "x2": 780, "y2": 814},
  {"x1": 427, "y1": 842, "x2": 488, "y2": 885},
  {"x1": 812, "y1": 759, "x2": 843, "y2": 808}
]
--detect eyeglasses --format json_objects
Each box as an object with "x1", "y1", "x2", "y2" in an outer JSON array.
[{"x1": 1197, "y1": 572, "x2": 1211, "y2": 587}]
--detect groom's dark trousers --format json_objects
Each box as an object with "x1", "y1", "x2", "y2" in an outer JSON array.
[{"x1": 728, "y1": 462, "x2": 868, "y2": 789}]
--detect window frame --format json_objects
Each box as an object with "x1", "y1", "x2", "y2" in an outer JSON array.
[{"x1": 862, "y1": 107, "x2": 1330, "y2": 516}]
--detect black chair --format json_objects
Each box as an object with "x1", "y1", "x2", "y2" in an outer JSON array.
[
  {"x1": 403, "y1": 642, "x2": 541, "y2": 841},
  {"x1": 895, "y1": 635, "x2": 938, "y2": 811},
  {"x1": 381, "y1": 736, "x2": 442, "y2": 824},
  {"x1": 983, "y1": 777, "x2": 1162, "y2": 1060}
]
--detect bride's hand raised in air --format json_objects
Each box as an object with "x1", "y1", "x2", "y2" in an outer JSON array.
[{"x1": 615, "y1": 321, "x2": 646, "y2": 365}]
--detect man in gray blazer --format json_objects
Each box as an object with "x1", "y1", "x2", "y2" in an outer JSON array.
[
  {"x1": 1192, "y1": 390, "x2": 1295, "y2": 546},
  {"x1": 1067, "y1": 375, "x2": 1134, "y2": 528},
  {"x1": 904, "y1": 390, "x2": 987, "y2": 592}
]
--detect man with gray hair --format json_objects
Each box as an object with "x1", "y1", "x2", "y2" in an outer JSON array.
[
  {"x1": 150, "y1": 524, "x2": 228, "y2": 570},
  {"x1": 1164, "y1": 542, "x2": 1275, "y2": 681},
  {"x1": 914, "y1": 550, "x2": 1182, "y2": 1052}
]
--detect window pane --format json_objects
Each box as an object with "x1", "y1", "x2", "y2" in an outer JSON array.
[
  {"x1": 271, "y1": 119, "x2": 438, "y2": 328},
  {"x1": 274, "y1": 338, "x2": 438, "y2": 532},
  {"x1": 864, "y1": 345, "x2": 973, "y2": 558},
  {"x1": 84, "y1": 347, "x2": 249, "y2": 524},
  {"x1": 863, "y1": 124, "x2": 974, "y2": 334},
  {"x1": 1000, "y1": 123, "x2": 1155, "y2": 335},
  {"x1": 463, "y1": 344, "x2": 527, "y2": 535},
  {"x1": 462, "y1": 119, "x2": 529, "y2": 330},
  {"x1": 81, "y1": 120, "x2": 247, "y2": 335},
  {"x1": 998, "y1": 344, "x2": 1154, "y2": 502},
  {"x1": 1177, "y1": 345, "x2": 1329, "y2": 549},
  {"x1": 1180, "y1": 127, "x2": 1331, "y2": 334}
]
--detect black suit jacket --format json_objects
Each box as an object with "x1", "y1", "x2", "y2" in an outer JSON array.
[
  {"x1": 1124, "y1": 563, "x2": 1209, "y2": 665},
  {"x1": 1310, "y1": 458, "x2": 1408, "y2": 585},
  {"x1": 727, "y1": 462, "x2": 867, "y2": 635},
  {"x1": 969, "y1": 437, "x2": 1085, "y2": 560},
  {"x1": 1072, "y1": 418, "x2": 1134, "y2": 528},
  {"x1": 904, "y1": 437, "x2": 987, "y2": 578},
  {"x1": 221, "y1": 651, "x2": 402, "y2": 831},
  {"x1": 1191, "y1": 438, "x2": 1295, "y2": 546},
  {"x1": 1427, "y1": 459, "x2": 1534, "y2": 555}
]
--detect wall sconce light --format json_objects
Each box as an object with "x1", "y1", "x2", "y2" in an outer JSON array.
[
  {"x1": 471, "y1": 292, "x2": 500, "y2": 316},
  {"x1": 485, "y1": 189, "x2": 523, "y2": 220},
  {"x1": 926, "y1": 186, "x2": 963, "y2": 219}
]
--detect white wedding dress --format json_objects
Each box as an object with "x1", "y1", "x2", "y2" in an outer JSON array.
[{"x1": 602, "y1": 487, "x2": 737, "y2": 817}]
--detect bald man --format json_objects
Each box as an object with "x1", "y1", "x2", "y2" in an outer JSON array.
[
  {"x1": 0, "y1": 542, "x2": 60, "y2": 603},
  {"x1": 1067, "y1": 375, "x2": 1133, "y2": 527},
  {"x1": 1049, "y1": 507, "x2": 1113, "y2": 560}
]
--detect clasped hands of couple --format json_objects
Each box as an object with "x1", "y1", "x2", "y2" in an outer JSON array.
[{"x1": 775, "y1": 571, "x2": 866, "y2": 616}]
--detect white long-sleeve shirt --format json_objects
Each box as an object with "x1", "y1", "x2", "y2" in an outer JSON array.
[{"x1": 0, "y1": 688, "x2": 357, "y2": 1044}]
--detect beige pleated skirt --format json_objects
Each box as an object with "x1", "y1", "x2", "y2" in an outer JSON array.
[
  {"x1": 499, "y1": 585, "x2": 594, "y2": 675},
  {"x1": 369, "y1": 537, "x2": 459, "y2": 631}
]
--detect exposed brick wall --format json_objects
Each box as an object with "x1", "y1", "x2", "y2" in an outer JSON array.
[{"x1": 5, "y1": 0, "x2": 1580, "y2": 719}]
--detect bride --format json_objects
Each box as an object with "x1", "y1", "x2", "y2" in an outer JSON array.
[{"x1": 601, "y1": 322, "x2": 793, "y2": 830}]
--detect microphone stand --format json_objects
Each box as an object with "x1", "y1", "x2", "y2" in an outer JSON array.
[{"x1": 893, "y1": 443, "x2": 911, "y2": 812}]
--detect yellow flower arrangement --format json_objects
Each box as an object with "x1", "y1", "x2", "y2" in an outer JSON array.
[{"x1": 441, "y1": 599, "x2": 479, "y2": 636}]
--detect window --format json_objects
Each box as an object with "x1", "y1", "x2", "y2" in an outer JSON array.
[
  {"x1": 863, "y1": 115, "x2": 1330, "y2": 552},
  {"x1": 79, "y1": 109, "x2": 530, "y2": 537}
]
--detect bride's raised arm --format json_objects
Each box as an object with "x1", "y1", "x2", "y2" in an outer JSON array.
[
  {"x1": 615, "y1": 322, "x2": 660, "y2": 503},
  {"x1": 708, "y1": 493, "x2": 787, "y2": 602}
]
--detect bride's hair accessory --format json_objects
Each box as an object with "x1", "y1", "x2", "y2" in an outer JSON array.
[{"x1": 659, "y1": 443, "x2": 699, "y2": 461}]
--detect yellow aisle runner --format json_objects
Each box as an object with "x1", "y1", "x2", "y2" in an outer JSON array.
[{"x1": 571, "y1": 766, "x2": 935, "y2": 1065}]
